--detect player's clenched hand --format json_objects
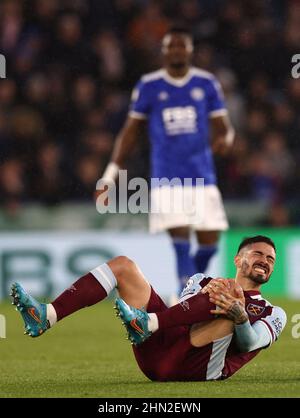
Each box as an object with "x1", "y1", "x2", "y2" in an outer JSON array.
[
  {"x1": 201, "y1": 278, "x2": 233, "y2": 296},
  {"x1": 212, "y1": 138, "x2": 231, "y2": 156},
  {"x1": 209, "y1": 283, "x2": 248, "y2": 324}
]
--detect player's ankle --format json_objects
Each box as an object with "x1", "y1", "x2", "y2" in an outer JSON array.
[
  {"x1": 46, "y1": 304, "x2": 57, "y2": 327},
  {"x1": 147, "y1": 313, "x2": 159, "y2": 333}
]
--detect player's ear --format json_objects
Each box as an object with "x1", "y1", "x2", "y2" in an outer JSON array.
[
  {"x1": 161, "y1": 45, "x2": 167, "y2": 55},
  {"x1": 234, "y1": 254, "x2": 241, "y2": 268},
  {"x1": 186, "y1": 41, "x2": 194, "y2": 54},
  {"x1": 161, "y1": 34, "x2": 170, "y2": 55}
]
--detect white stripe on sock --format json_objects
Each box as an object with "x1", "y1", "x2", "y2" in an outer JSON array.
[{"x1": 90, "y1": 263, "x2": 117, "y2": 295}]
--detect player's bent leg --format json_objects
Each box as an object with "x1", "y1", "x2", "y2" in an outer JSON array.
[
  {"x1": 12, "y1": 255, "x2": 151, "y2": 337},
  {"x1": 115, "y1": 295, "x2": 234, "y2": 349},
  {"x1": 190, "y1": 318, "x2": 234, "y2": 348},
  {"x1": 108, "y1": 256, "x2": 151, "y2": 309},
  {"x1": 115, "y1": 290, "x2": 231, "y2": 347}
]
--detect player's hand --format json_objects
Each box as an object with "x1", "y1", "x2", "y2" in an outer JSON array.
[
  {"x1": 212, "y1": 138, "x2": 230, "y2": 156},
  {"x1": 201, "y1": 278, "x2": 233, "y2": 295},
  {"x1": 209, "y1": 284, "x2": 248, "y2": 324}
]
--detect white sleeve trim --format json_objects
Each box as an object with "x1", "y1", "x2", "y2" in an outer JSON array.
[
  {"x1": 209, "y1": 108, "x2": 228, "y2": 118},
  {"x1": 259, "y1": 306, "x2": 287, "y2": 343},
  {"x1": 257, "y1": 320, "x2": 275, "y2": 346},
  {"x1": 129, "y1": 110, "x2": 148, "y2": 120}
]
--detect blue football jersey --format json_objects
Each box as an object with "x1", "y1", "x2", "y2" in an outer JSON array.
[{"x1": 129, "y1": 67, "x2": 227, "y2": 186}]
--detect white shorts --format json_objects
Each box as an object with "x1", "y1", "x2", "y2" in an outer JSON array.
[{"x1": 149, "y1": 184, "x2": 228, "y2": 233}]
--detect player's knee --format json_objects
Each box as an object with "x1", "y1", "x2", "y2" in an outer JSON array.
[
  {"x1": 108, "y1": 256, "x2": 136, "y2": 280},
  {"x1": 114, "y1": 255, "x2": 135, "y2": 271}
]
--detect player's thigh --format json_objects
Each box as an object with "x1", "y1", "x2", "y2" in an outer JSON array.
[
  {"x1": 107, "y1": 256, "x2": 151, "y2": 309},
  {"x1": 196, "y1": 230, "x2": 220, "y2": 245},
  {"x1": 168, "y1": 226, "x2": 190, "y2": 239},
  {"x1": 190, "y1": 318, "x2": 233, "y2": 347}
]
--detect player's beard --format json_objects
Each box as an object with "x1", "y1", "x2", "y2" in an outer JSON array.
[{"x1": 241, "y1": 260, "x2": 270, "y2": 284}]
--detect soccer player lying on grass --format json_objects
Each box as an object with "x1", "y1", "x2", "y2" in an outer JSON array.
[{"x1": 11, "y1": 235, "x2": 286, "y2": 381}]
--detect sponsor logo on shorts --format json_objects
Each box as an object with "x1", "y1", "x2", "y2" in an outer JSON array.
[{"x1": 180, "y1": 300, "x2": 190, "y2": 311}]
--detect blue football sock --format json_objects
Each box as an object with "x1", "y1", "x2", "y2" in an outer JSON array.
[
  {"x1": 172, "y1": 239, "x2": 197, "y2": 292},
  {"x1": 194, "y1": 244, "x2": 217, "y2": 273}
]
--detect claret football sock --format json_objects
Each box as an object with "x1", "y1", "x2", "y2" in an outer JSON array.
[
  {"x1": 155, "y1": 292, "x2": 215, "y2": 330},
  {"x1": 194, "y1": 244, "x2": 217, "y2": 273},
  {"x1": 51, "y1": 263, "x2": 117, "y2": 321},
  {"x1": 172, "y1": 239, "x2": 197, "y2": 292}
]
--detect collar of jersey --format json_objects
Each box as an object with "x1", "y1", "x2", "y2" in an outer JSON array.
[
  {"x1": 243, "y1": 289, "x2": 261, "y2": 298},
  {"x1": 163, "y1": 69, "x2": 193, "y2": 87}
]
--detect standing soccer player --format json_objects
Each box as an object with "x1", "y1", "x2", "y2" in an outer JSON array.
[{"x1": 100, "y1": 27, "x2": 234, "y2": 292}]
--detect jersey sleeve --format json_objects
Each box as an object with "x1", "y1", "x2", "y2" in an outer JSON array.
[
  {"x1": 234, "y1": 306, "x2": 286, "y2": 353},
  {"x1": 179, "y1": 273, "x2": 207, "y2": 302},
  {"x1": 206, "y1": 77, "x2": 227, "y2": 118},
  {"x1": 129, "y1": 79, "x2": 151, "y2": 120},
  {"x1": 258, "y1": 306, "x2": 287, "y2": 346}
]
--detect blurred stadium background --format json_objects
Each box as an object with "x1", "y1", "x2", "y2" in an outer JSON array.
[{"x1": 0, "y1": 0, "x2": 300, "y2": 300}]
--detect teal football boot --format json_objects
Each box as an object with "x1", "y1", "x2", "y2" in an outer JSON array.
[
  {"x1": 11, "y1": 282, "x2": 49, "y2": 337},
  {"x1": 114, "y1": 298, "x2": 152, "y2": 345}
]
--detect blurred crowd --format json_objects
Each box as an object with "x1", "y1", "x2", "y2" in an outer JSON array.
[{"x1": 0, "y1": 0, "x2": 300, "y2": 225}]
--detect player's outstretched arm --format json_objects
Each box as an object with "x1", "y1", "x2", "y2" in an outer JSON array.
[
  {"x1": 109, "y1": 116, "x2": 144, "y2": 171},
  {"x1": 210, "y1": 114, "x2": 235, "y2": 156},
  {"x1": 95, "y1": 116, "x2": 145, "y2": 201}
]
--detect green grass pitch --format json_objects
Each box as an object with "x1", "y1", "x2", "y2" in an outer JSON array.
[{"x1": 0, "y1": 297, "x2": 300, "y2": 398}]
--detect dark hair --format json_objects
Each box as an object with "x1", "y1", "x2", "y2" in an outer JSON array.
[
  {"x1": 237, "y1": 235, "x2": 276, "y2": 254},
  {"x1": 165, "y1": 26, "x2": 193, "y2": 39}
]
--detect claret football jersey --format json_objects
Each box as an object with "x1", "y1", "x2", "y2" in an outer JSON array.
[{"x1": 179, "y1": 274, "x2": 287, "y2": 380}]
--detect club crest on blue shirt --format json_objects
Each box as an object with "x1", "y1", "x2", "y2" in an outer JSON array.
[
  {"x1": 246, "y1": 303, "x2": 265, "y2": 316},
  {"x1": 190, "y1": 87, "x2": 204, "y2": 101},
  {"x1": 158, "y1": 91, "x2": 169, "y2": 101}
]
